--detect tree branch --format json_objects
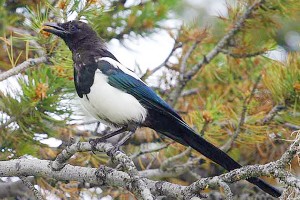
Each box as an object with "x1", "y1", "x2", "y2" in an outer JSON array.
[
  {"x1": 260, "y1": 104, "x2": 285, "y2": 125},
  {"x1": 220, "y1": 49, "x2": 266, "y2": 58},
  {"x1": 19, "y1": 176, "x2": 44, "y2": 200},
  {"x1": 0, "y1": 177, "x2": 34, "y2": 199},
  {"x1": 221, "y1": 75, "x2": 261, "y2": 152},
  {"x1": 141, "y1": 41, "x2": 182, "y2": 80},
  {"x1": 51, "y1": 141, "x2": 152, "y2": 200},
  {"x1": 2, "y1": 130, "x2": 300, "y2": 199},
  {"x1": 130, "y1": 143, "x2": 170, "y2": 159},
  {"x1": 0, "y1": 56, "x2": 48, "y2": 82},
  {"x1": 179, "y1": 41, "x2": 199, "y2": 77},
  {"x1": 160, "y1": 147, "x2": 192, "y2": 170},
  {"x1": 168, "y1": 0, "x2": 265, "y2": 106}
]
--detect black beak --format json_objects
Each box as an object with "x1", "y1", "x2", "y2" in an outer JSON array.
[{"x1": 42, "y1": 22, "x2": 68, "y2": 37}]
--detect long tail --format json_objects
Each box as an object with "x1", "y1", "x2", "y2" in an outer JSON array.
[{"x1": 150, "y1": 114, "x2": 282, "y2": 197}]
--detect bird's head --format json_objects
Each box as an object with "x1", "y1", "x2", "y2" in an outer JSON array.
[{"x1": 43, "y1": 20, "x2": 100, "y2": 51}]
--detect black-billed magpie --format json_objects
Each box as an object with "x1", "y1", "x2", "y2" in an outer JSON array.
[{"x1": 43, "y1": 20, "x2": 281, "y2": 197}]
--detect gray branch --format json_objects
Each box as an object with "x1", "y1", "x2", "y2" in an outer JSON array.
[
  {"x1": 19, "y1": 176, "x2": 44, "y2": 200},
  {"x1": 51, "y1": 141, "x2": 152, "y2": 200},
  {"x1": 0, "y1": 56, "x2": 48, "y2": 82},
  {"x1": 261, "y1": 104, "x2": 285, "y2": 125},
  {"x1": 1, "y1": 131, "x2": 300, "y2": 199},
  {"x1": 0, "y1": 177, "x2": 34, "y2": 199}
]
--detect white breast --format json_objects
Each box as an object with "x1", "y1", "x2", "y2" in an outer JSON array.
[{"x1": 79, "y1": 69, "x2": 147, "y2": 127}]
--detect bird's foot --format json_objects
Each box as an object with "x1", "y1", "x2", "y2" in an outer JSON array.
[
  {"x1": 107, "y1": 145, "x2": 122, "y2": 157},
  {"x1": 89, "y1": 137, "x2": 106, "y2": 153}
]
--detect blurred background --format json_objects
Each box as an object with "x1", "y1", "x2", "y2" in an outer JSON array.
[{"x1": 0, "y1": 0, "x2": 300, "y2": 199}]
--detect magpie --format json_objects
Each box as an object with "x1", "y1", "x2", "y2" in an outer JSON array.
[{"x1": 43, "y1": 20, "x2": 281, "y2": 197}]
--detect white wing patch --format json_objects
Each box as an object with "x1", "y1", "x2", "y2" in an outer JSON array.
[
  {"x1": 95, "y1": 57, "x2": 141, "y2": 80},
  {"x1": 79, "y1": 69, "x2": 147, "y2": 127}
]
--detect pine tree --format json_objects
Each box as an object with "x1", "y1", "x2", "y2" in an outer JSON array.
[{"x1": 0, "y1": 0, "x2": 299, "y2": 199}]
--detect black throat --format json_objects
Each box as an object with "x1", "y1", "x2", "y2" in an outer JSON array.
[{"x1": 71, "y1": 37, "x2": 119, "y2": 98}]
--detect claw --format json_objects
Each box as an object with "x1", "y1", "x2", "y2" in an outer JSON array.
[{"x1": 89, "y1": 137, "x2": 106, "y2": 154}]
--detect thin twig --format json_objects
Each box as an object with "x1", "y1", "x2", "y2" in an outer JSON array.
[
  {"x1": 217, "y1": 180, "x2": 233, "y2": 200},
  {"x1": 146, "y1": 154, "x2": 158, "y2": 170},
  {"x1": 168, "y1": 0, "x2": 265, "y2": 106},
  {"x1": 181, "y1": 88, "x2": 199, "y2": 97},
  {"x1": 0, "y1": 56, "x2": 48, "y2": 82},
  {"x1": 261, "y1": 104, "x2": 285, "y2": 125},
  {"x1": 276, "y1": 131, "x2": 300, "y2": 168},
  {"x1": 19, "y1": 176, "x2": 44, "y2": 200},
  {"x1": 160, "y1": 147, "x2": 192, "y2": 170},
  {"x1": 284, "y1": 123, "x2": 300, "y2": 131},
  {"x1": 221, "y1": 75, "x2": 261, "y2": 152},
  {"x1": 130, "y1": 143, "x2": 169, "y2": 159},
  {"x1": 199, "y1": 123, "x2": 208, "y2": 137},
  {"x1": 220, "y1": 49, "x2": 266, "y2": 58},
  {"x1": 141, "y1": 41, "x2": 182, "y2": 80},
  {"x1": 180, "y1": 41, "x2": 199, "y2": 78}
]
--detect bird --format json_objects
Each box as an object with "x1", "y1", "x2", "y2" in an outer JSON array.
[{"x1": 43, "y1": 20, "x2": 281, "y2": 198}]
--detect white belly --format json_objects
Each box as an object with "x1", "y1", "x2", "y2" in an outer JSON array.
[{"x1": 79, "y1": 70, "x2": 147, "y2": 127}]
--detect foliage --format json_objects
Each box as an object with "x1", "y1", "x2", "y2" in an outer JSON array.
[{"x1": 0, "y1": 0, "x2": 300, "y2": 199}]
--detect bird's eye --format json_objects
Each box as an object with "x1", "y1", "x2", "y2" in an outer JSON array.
[{"x1": 70, "y1": 24, "x2": 79, "y2": 32}]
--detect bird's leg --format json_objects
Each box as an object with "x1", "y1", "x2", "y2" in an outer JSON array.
[
  {"x1": 108, "y1": 130, "x2": 135, "y2": 156},
  {"x1": 89, "y1": 126, "x2": 127, "y2": 151},
  {"x1": 93, "y1": 121, "x2": 101, "y2": 135}
]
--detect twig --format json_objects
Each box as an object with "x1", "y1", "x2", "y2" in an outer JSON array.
[
  {"x1": 140, "y1": 157, "x2": 202, "y2": 180},
  {"x1": 0, "y1": 56, "x2": 48, "y2": 82},
  {"x1": 284, "y1": 123, "x2": 300, "y2": 131},
  {"x1": 179, "y1": 41, "x2": 199, "y2": 78},
  {"x1": 276, "y1": 131, "x2": 300, "y2": 168},
  {"x1": 168, "y1": 0, "x2": 266, "y2": 106},
  {"x1": 146, "y1": 154, "x2": 158, "y2": 170},
  {"x1": 160, "y1": 147, "x2": 192, "y2": 170},
  {"x1": 19, "y1": 176, "x2": 44, "y2": 200},
  {"x1": 181, "y1": 88, "x2": 199, "y2": 97},
  {"x1": 221, "y1": 75, "x2": 261, "y2": 152},
  {"x1": 261, "y1": 104, "x2": 285, "y2": 125},
  {"x1": 130, "y1": 143, "x2": 169, "y2": 159},
  {"x1": 141, "y1": 41, "x2": 182, "y2": 80},
  {"x1": 185, "y1": 131, "x2": 300, "y2": 196},
  {"x1": 220, "y1": 49, "x2": 266, "y2": 58},
  {"x1": 199, "y1": 121, "x2": 209, "y2": 137},
  {"x1": 0, "y1": 177, "x2": 34, "y2": 198}
]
